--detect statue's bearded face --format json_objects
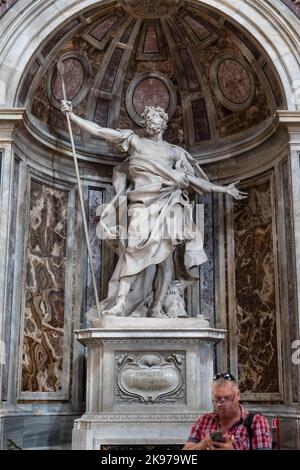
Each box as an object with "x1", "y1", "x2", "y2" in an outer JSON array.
[{"x1": 144, "y1": 110, "x2": 168, "y2": 136}]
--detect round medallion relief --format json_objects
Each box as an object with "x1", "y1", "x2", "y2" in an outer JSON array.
[
  {"x1": 126, "y1": 72, "x2": 177, "y2": 126},
  {"x1": 48, "y1": 53, "x2": 91, "y2": 110},
  {"x1": 218, "y1": 59, "x2": 251, "y2": 104},
  {"x1": 133, "y1": 78, "x2": 170, "y2": 116},
  {"x1": 210, "y1": 55, "x2": 255, "y2": 112},
  {"x1": 51, "y1": 59, "x2": 84, "y2": 101}
]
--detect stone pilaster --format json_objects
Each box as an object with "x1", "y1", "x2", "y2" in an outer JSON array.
[
  {"x1": 278, "y1": 112, "x2": 300, "y2": 320},
  {"x1": 0, "y1": 108, "x2": 25, "y2": 401},
  {"x1": 278, "y1": 110, "x2": 300, "y2": 404}
]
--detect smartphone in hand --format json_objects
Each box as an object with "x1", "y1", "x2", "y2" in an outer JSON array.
[{"x1": 210, "y1": 431, "x2": 226, "y2": 443}]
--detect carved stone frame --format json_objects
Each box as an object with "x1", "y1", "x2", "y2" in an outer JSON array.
[
  {"x1": 125, "y1": 72, "x2": 177, "y2": 127},
  {"x1": 135, "y1": 20, "x2": 167, "y2": 61},
  {"x1": 47, "y1": 52, "x2": 92, "y2": 110},
  {"x1": 210, "y1": 53, "x2": 255, "y2": 112}
]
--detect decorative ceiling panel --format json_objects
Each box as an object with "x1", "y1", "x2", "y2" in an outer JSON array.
[{"x1": 18, "y1": 0, "x2": 285, "y2": 157}]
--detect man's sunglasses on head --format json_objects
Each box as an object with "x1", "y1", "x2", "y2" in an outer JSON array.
[{"x1": 213, "y1": 372, "x2": 236, "y2": 381}]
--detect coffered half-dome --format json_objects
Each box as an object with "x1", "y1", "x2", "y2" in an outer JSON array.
[{"x1": 18, "y1": 0, "x2": 285, "y2": 162}]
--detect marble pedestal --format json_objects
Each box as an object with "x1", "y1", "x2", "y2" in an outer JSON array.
[{"x1": 72, "y1": 317, "x2": 225, "y2": 450}]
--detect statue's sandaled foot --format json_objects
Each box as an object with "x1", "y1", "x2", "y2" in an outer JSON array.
[
  {"x1": 129, "y1": 311, "x2": 142, "y2": 317},
  {"x1": 150, "y1": 304, "x2": 167, "y2": 318},
  {"x1": 102, "y1": 305, "x2": 124, "y2": 316},
  {"x1": 166, "y1": 309, "x2": 188, "y2": 318},
  {"x1": 102, "y1": 296, "x2": 126, "y2": 316},
  {"x1": 152, "y1": 312, "x2": 167, "y2": 318}
]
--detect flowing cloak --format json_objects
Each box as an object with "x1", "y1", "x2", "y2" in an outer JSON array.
[{"x1": 89, "y1": 130, "x2": 217, "y2": 319}]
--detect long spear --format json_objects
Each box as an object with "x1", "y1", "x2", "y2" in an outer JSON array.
[{"x1": 57, "y1": 60, "x2": 101, "y2": 318}]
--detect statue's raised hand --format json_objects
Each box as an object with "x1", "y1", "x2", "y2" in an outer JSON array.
[
  {"x1": 61, "y1": 100, "x2": 72, "y2": 114},
  {"x1": 226, "y1": 182, "x2": 248, "y2": 200}
]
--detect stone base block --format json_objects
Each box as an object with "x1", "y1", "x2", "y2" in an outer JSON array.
[{"x1": 73, "y1": 317, "x2": 225, "y2": 450}]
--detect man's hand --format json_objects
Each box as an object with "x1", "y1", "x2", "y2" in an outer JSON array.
[
  {"x1": 183, "y1": 435, "x2": 214, "y2": 450},
  {"x1": 211, "y1": 435, "x2": 235, "y2": 451},
  {"x1": 61, "y1": 100, "x2": 72, "y2": 114},
  {"x1": 227, "y1": 181, "x2": 248, "y2": 200}
]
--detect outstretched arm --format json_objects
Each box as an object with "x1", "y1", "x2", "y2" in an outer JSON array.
[
  {"x1": 226, "y1": 182, "x2": 248, "y2": 200},
  {"x1": 175, "y1": 151, "x2": 247, "y2": 200},
  {"x1": 61, "y1": 100, "x2": 131, "y2": 144},
  {"x1": 187, "y1": 174, "x2": 247, "y2": 200}
]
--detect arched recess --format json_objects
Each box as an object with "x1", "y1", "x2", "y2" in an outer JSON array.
[{"x1": 0, "y1": 0, "x2": 299, "y2": 109}]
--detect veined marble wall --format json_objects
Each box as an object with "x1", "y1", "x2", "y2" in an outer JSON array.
[
  {"x1": 233, "y1": 176, "x2": 280, "y2": 395},
  {"x1": 22, "y1": 180, "x2": 68, "y2": 393}
]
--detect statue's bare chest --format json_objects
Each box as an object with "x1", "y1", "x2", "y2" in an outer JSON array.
[{"x1": 132, "y1": 138, "x2": 178, "y2": 167}]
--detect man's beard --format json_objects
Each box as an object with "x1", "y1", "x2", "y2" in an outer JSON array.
[{"x1": 145, "y1": 120, "x2": 163, "y2": 136}]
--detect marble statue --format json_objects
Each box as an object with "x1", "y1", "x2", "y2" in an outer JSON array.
[{"x1": 61, "y1": 102, "x2": 247, "y2": 319}]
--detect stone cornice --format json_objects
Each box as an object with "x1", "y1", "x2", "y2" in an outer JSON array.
[
  {"x1": 278, "y1": 110, "x2": 300, "y2": 125},
  {"x1": 75, "y1": 326, "x2": 226, "y2": 346},
  {"x1": 277, "y1": 111, "x2": 300, "y2": 144},
  {"x1": 277, "y1": 111, "x2": 300, "y2": 142},
  {"x1": 0, "y1": 108, "x2": 26, "y2": 142},
  {"x1": 0, "y1": 108, "x2": 26, "y2": 122}
]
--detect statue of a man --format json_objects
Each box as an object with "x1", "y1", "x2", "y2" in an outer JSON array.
[{"x1": 61, "y1": 102, "x2": 246, "y2": 319}]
